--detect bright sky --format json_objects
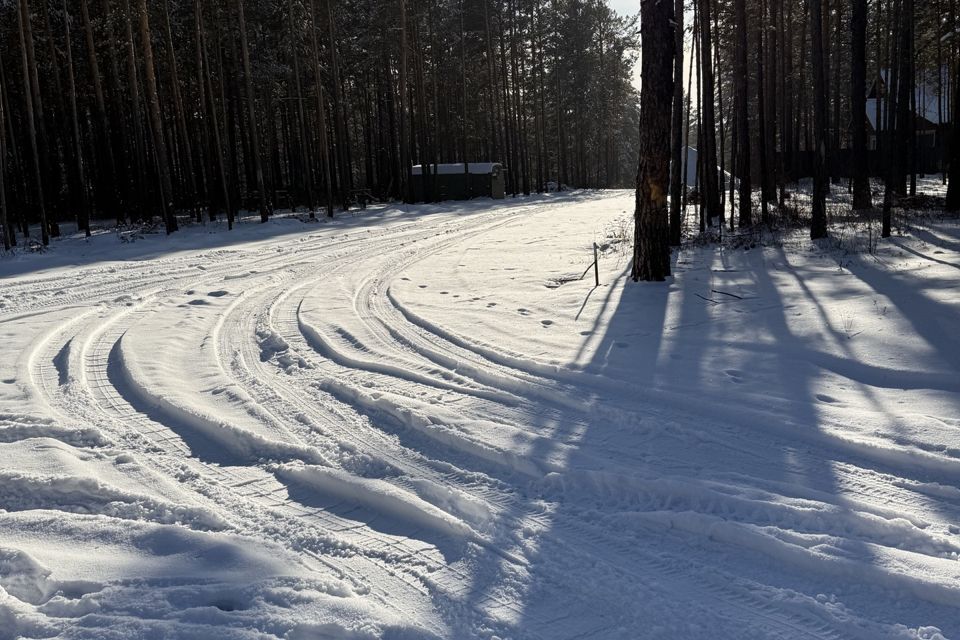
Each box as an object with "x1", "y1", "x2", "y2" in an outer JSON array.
[{"x1": 607, "y1": 0, "x2": 643, "y2": 90}]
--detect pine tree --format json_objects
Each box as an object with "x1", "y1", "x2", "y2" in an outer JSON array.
[{"x1": 632, "y1": 0, "x2": 675, "y2": 282}]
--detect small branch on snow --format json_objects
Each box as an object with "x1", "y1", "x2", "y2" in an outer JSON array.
[
  {"x1": 711, "y1": 289, "x2": 743, "y2": 300},
  {"x1": 695, "y1": 293, "x2": 720, "y2": 304}
]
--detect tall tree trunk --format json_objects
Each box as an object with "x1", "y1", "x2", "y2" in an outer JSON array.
[
  {"x1": 62, "y1": 0, "x2": 91, "y2": 236},
  {"x1": 669, "y1": 0, "x2": 684, "y2": 246},
  {"x1": 697, "y1": 0, "x2": 721, "y2": 225},
  {"x1": 161, "y1": 0, "x2": 199, "y2": 222},
  {"x1": 289, "y1": 0, "x2": 315, "y2": 216},
  {"x1": 197, "y1": 0, "x2": 232, "y2": 228},
  {"x1": 235, "y1": 0, "x2": 270, "y2": 222},
  {"x1": 80, "y1": 0, "x2": 121, "y2": 222},
  {"x1": 946, "y1": 61, "x2": 960, "y2": 210},
  {"x1": 17, "y1": 0, "x2": 48, "y2": 245},
  {"x1": 0, "y1": 62, "x2": 8, "y2": 251},
  {"x1": 733, "y1": 0, "x2": 751, "y2": 226},
  {"x1": 810, "y1": 0, "x2": 829, "y2": 239},
  {"x1": 399, "y1": 0, "x2": 411, "y2": 203},
  {"x1": 122, "y1": 0, "x2": 150, "y2": 221},
  {"x1": 138, "y1": 0, "x2": 177, "y2": 233},
  {"x1": 633, "y1": 0, "x2": 675, "y2": 282},
  {"x1": 851, "y1": 0, "x2": 872, "y2": 210},
  {"x1": 310, "y1": 0, "x2": 335, "y2": 217}
]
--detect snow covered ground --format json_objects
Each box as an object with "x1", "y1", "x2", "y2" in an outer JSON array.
[{"x1": 1, "y1": 184, "x2": 959, "y2": 639}]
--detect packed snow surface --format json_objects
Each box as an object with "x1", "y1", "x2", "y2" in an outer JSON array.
[{"x1": 1, "y1": 186, "x2": 959, "y2": 639}]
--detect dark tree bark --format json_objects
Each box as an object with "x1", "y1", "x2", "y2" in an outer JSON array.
[
  {"x1": 235, "y1": 0, "x2": 270, "y2": 222},
  {"x1": 851, "y1": 0, "x2": 872, "y2": 210},
  {"x1": 80, "y1": 0, "x2": 121, "y2": 222},
  {"x1": 696, "y1": 0, "x2": 721, "y2": 225},
  {"x1": 399, "y1": 0, "x2": 411, "y2": 203},
  {"x1": 62, "y1": 0, "x2": 91, "y2": 236},
  {"x1": 17, "y1": 0, "x2": 49, "y2": 245},
  {"x1": 310, "y1": 0, "x2": 334, "y2": 217},
  {"x1": 668, "y1": 0, "x2": 684, "y2": 246},
  {"x1": 946, "y1": 61, "x2": 960, "y2": 210},
  {"x1": 733, "y1": 0, "x2": 751, "y2": 226},
  {"x1": 632, "y1": 0, "x2": 675, "y2": 282},
  {"x1": 197, "y1": 0, "x2": 232, "y2": 228},
  {"x1": 138, "y1": 0, "x2": 177, "y2": 233},
  {"x1": 810, "y1": 0, "x2": 828, "y2": 239},
  {"x1": 0, "y1": 65, "x2": 8, "y2": 251}
]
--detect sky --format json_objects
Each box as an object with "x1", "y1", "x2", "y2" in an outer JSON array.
[{"x1": 607, "y1": 1, "x2": 642, "y2": 90}]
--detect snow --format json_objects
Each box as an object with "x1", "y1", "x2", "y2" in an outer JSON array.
[{"x1": 1, "y1": 185, "x2": 960, "y2": 638}]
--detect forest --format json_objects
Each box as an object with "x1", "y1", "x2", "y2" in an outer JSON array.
[
  {"x1": 0, "y1": 0, "x2": 955, "y2": 255},
  {"x1": 0, "y1": 0, "x2": 639, "y2": 248},
  {"x1": 633, "y1": 0, "x2": 958, "y2": 279}
]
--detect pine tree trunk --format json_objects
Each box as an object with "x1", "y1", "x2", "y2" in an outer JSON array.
[
  {"x1": 0, "y1": 69, "x2": 8, "y2": 251},
  {"x1": 697, "y1": 0, "x2": 721, "y2": 225},
  {"x1": 632, "y1": 0, "x2": 675, "y2": 282},
  {"x1": 197, "y1": 0, "x2": 232, "y2": 228},
  {"x1": 17, "y1": 0, "x2": 48, "y2": 245},
  {"x1": 399, "y1": 0, "x2": 411, "y2": 203},
  {"x1": 138, "y1": 0, "x2": 177, "y2": 233},
  {"x1": 668, "y1": 0, "x2": 684, "y2": 246},
  {"x1": 62, "y1": 0, "x2": 91, "y2": 236},
  {"x1": 310, "y1": 0, "x2": 335, "y2": 217},
  {"x1": 733, "y1": 0, "x2": 751, "y2": 226},
  {"x1": 235, "y1": 0, "x2": 270, "y2": 222},
  {"x1": 946, "y1": 57, "x2": 960, "y2": 210},
  {"x1": 851, "y1": 0, "x2": 873, "y2": 210},
  {"x1": 161, "y1": 0, "x2": 199, "y2": 222},
  {"x1": 810, "y1": 0, "x2": 829, "y2": 239},
  {"x1": 80, "y1": 0, "x2": 121, "y2": 221}
]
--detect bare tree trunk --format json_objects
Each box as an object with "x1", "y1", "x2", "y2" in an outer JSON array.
[
  {"x1": 161, "y1": 0, "x2": 199, "y2": 222},
  {"x1": 697, "y1": 0, "x2": 721, "y2": 225},
  {"x1": 399, "y1": 0, "x2": 411, "y2": 203},
  {"x1": 235, "y1": 0, "x2": 270, "y2": 222},
  {"x1": 810, "y1": 0, "x2": 829, "y2": 239},
  {"x1": 946, "y1": 60, "x2": 960, "y2": 210},
  {"x1": 310, "y1": 0, "x2": 335, "y2": 217},
  {"x1": 17, "y1": 0, "x2": 48, "y2": 245},
  {"x1": 197, "y1": 0, "x2": 232, "y2": 228},
  {"x1": 0, "y1": 63, "x2": 8, "y2": 251},
  {"x1": 669, "y1": 0, "x2": 684, "y2": 246},
  {"x1": 138, "y1": 0, "x2": 177, "y2": 233},
  {"x1": 289, "y1": 0, "x2": 315, "y2": 216},
  {"x1": 633, "y1": 0, "x2": 675, "y2": 282},
  {"x1": 851, "y1": 0, "x2": 873, "y2": 210},
  {"x1": 733, "y1": 0, "x2": 751, "y2": 226},
  {"x1": 80, "y1": 0, "x2": 121, "y2": 222},
  {"x1": 62, "y1": 0, "x2": 91, "y2": 236}
]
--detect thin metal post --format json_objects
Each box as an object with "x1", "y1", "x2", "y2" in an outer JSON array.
[{"x1": 593, "y1": 242, "x2": 599, "y2": 286}]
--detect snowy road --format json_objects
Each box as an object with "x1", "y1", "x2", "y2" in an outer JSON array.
[{"x1": 2, "y1": 191, "x2": 960, "y2": 639}]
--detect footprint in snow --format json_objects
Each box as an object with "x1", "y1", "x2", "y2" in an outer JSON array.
[
  {"x1": 724, "y1": 369, "x2": 745, "y2": 383},
  {"x1": 579, "y1": 330, "x2": 593, "y2": 336},
  {"x1": 419, "y1": 284, "x2": 428, "y2": 289},
  {"x1": 487, "y1": 302, "x2": 498, "y2": 308},
  {"x1": 541, "y1": 319, "x2": 553, "y2": 327},
  {"x1": 187, "y1": 299, "x2": 211, "y2": 306},
  {"x1": 517, "y1": 308, "x2": 530, "y2": 315},
  {"x1": 207, "y1": 290, "x2": 229, "y2": 297},
  {"x1": 816, "y1": 394, "x2": 838, "y2": 404}
]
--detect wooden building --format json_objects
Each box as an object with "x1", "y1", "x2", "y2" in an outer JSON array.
[{"x1": 411, "y1": 163, "x2": 506, "y2": 202}]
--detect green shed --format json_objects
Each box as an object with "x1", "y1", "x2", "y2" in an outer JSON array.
[{"x1": 411, "y1": 163, "x2": 506, "y2": 202}]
